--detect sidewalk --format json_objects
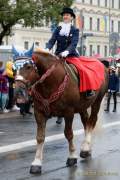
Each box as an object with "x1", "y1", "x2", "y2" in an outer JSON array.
[
  {"x1": 0, "y1": 110, "x2": 21, "y2": 120},
  {"x1": 0, "y1": 96, "x2": 119, "y2": 120}
]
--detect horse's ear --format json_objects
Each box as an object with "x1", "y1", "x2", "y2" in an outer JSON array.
[
  {"x1": 12, "y1": 45, "x2": 20, "y2": 60},
  {"x1": 24, "y1": 43, "x2": 34, "y2": 57}
]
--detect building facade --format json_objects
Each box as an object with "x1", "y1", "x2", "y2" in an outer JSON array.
[
  {"x1": 73, "y1": 0, "x2": 120, "y2": 56},
  {"x1": 2, "y1": 0, "x2": 120, "y2": 57},
  {"x1": 3, "y1": 25, "x2": 51, "y2": 50}
]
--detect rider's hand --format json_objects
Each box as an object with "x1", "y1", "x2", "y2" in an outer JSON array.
[
  {"x1": 61, "y1": 50, "x2": 69, "y2": 57},
  {"x1": 45, "y1": 48, "x2": 50, "y2": 52}
]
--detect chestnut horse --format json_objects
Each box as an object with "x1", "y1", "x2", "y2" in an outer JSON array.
[{"x1": 14, "y1": 50, "x2": 108, "y2": 174}]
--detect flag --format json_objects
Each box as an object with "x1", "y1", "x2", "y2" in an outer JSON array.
[
  {"x1": 104, "y1": 15, "x2": 107, "y2": 32},
  {"x1": 100, "y1": 16, "x2": 107, "y2": 32},
  {"x1": 76, "y1": 14, "x2": 84, "y2": 30},
  {"x1": 100, "y1": 17, "x2": 105, "y2": 32}
]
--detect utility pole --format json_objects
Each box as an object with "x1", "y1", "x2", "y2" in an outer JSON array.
[
  {"x1": 109, "y1": 0, "x2": 111, "y2": 56},
  {"x1": 80, "y1": 10, "x2": 84, "y2": 56}
]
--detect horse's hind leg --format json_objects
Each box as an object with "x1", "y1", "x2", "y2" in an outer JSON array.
[
  {"x1": 64, "y1": 112, "x2": 77, "y2": 167},
  {"x1": 80, "y1": 98, "x2": 103, "y2": 158}
]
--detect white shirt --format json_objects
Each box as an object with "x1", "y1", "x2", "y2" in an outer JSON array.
[{"x1": 59, "y1": 22, "x2": 71, "y2": 37}]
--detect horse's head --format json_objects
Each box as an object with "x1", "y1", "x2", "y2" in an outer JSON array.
[
  {"x1": 12, "y1": 44, "x2": 39, "y2": 87},
  {"x1": 13, "y1": 48, "x2": 60, "y2": 87},
  {"x1": 13, "y1": 57, "x2": 39, "y2": 87}
]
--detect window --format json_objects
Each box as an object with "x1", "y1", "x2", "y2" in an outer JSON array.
[
  {"x1": 105, "y1": 0, "x2": 107, "y2": 7},
  {"x1": 98, "y1": 0, "x2": 100, "y2": 6},
  {"x1": 112, "y1": 0, "x2": 114, "y2": 8},
  {"x1": 90, "y1": 17, "x2": 92, "y2": 30},
  {"x1": 104, "y1": 46, "x2": 107, "y2": 57},
  {"x1": 90, "y1": 0, "x2": 93, "y2": 4},
  {"x1": 97, "y1": 45, "x2": 100, "y2": 54},
  {"x1": 24, "y1": 41, "x2": 29, "y2": 50},
  {"x1": 118, "y1": 21, "x2": 120, "y2": 33},
  {"x1": 35, "y1": 42, "x2": 39, "y2": 47},
  {"x1": 111, "y1": 20, "x2": 114, "y2": 32},
  {"x1": 90, "y1": 45, "x2": 93, "y2": 56},
  {"x1": 97, "y1": 18, "x2": 100, "y2": 31}
]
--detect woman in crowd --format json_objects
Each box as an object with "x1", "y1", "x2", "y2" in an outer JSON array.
[
  {"x1": 0, "y1": 61, "x2": 8, "y2": 112},
  {"x1": 104, "y1": 66, "x2": 119, "y2": 112}
]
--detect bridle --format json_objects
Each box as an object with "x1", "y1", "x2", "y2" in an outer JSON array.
[{"x1": 13, "y1": 56, "x2": 69, "y2": 117}]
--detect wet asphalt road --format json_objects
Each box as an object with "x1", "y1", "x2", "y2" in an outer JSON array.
[{"x1": 0, "y1": 97, "x2": 120, "y2": 180}]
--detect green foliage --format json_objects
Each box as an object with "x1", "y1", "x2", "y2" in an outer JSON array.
[
  {"x1": 0, "y1": 0, "x2": 73, "y2": 44},
  {"x1": 41, "y1": 0, "x2": 73, "y2": 23}
]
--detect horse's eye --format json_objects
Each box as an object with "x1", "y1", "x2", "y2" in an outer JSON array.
[{"x1": 26, "y1": 65, "x2": 31, "y2": 70}]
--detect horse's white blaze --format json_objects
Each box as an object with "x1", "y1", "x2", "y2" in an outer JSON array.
[
  {"x1": 15, "y1": 70, "x2": 25, "y2": 81},
  {"x1": 16, "y1": 70, "x2": 20, "y2": 75},
  {"x1": 81, "y1": 130, "x2": 92, "y2": 152},
  {"x1": 15, "y1": 75, "x2": 24, "y2": 81},
  {"x1": 32, "y1": 143, "x2": 44, "y2": 166}
]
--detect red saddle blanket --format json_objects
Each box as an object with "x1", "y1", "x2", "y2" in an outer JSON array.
[{"x1": 66, "y1": 56, "x2": 105, "y2": 92}]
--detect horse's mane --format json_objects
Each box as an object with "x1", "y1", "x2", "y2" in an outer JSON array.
[{"x1": 34, "y1": 48, "x2": 58, "y2": 61}]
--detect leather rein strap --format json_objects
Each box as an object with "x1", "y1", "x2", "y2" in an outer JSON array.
[{"x1": 31, "y1": 64, "x2": 69, "y2": 116}]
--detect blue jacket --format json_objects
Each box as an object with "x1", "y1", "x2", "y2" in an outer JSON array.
[
  {"x1": 46, "y1": 25, "x2": 79, "y2": 57},
  {"x1": 108, "y1": 73, "x2": 119, "y2": 92}
]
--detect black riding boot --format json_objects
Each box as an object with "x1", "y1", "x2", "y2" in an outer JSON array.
[
  {"x1": 86, "y1": 90, "x2": 95, "y2": 98},
  {"x1": 56, "y1": 117, "x2": 63, "y2": 124}
]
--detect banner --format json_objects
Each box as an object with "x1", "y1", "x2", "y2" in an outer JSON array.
[
  {"x1": 76, "y1": 14, "x2": 84, "y2": 30},
  {"x1": 100, "y1": 16, "x2": 107, "y2": 32}
]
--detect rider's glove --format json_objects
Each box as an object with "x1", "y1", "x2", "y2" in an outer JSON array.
[
  {"x1": 45, "y1": 48, "x2": 50, "y2": 52},
  {"x1": 61, "y1": 50, "x2": 69, "y2": 57}
]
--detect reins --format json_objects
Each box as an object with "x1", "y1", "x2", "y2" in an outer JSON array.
[{"x1": 31, "y1": 59, "x2": 69, "y2": 116}]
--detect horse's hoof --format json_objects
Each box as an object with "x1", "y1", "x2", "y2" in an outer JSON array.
[
  {"x1": 80, "y1": 151, "x2": 91, "y2": 158},
  {"x1": 66, "y1": 158, "x2": 77, "y2": 167},
  {"x1": 30, "y1": 165, "x2": 42, "y2": 174}
]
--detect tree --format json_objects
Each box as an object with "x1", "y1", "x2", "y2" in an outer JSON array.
[
  {"x1": 41, "y1": 0, "x2": 73, "y2": 23},
  {"x1": 0, "y1": 0, "x2": 73, "y2": 45}
]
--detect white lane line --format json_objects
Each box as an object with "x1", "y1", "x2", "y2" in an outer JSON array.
[
  {"x1": 0, "y1": 132, "x2": 4, "y2": 134},
  {"x1": 0, "y1": 121, "x2": 120, "y2": 154}
]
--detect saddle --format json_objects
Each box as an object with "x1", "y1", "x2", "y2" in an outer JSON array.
[{"x1": 64, "y1": 61, "x2": 79, "y2": 84}]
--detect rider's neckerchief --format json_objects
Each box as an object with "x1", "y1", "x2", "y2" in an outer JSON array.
[{"x1": 59, "y1": 22, "x2": 71, "y2": 37}]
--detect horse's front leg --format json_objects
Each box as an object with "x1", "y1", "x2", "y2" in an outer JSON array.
[
  {"x1": 64, "y1": 112, "x2": 77, "y2": 167},
  {"x1": 30, "y1": 111, "x2": 46, "y2": 174}
]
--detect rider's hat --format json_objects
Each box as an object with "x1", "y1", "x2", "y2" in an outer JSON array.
[{"x1": 61, "y1": 7, "x2": 76, "y2": 19}]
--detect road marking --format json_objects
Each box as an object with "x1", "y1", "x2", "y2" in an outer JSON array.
[
  {"x1": 0, "y1": 132, "x2": 4, "y2": 134},
  {"x1": 0, "y1": 121, "x2": 120, "y2": 154}
]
